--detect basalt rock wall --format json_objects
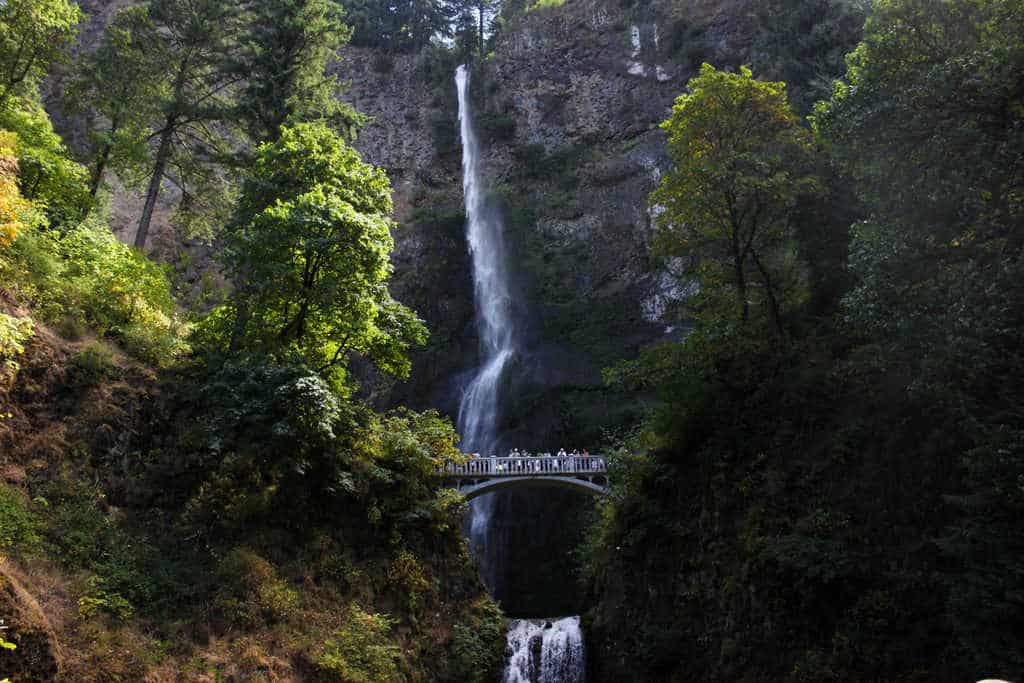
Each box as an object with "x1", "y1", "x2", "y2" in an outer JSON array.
[
  {"x1": 345, "y1": 0, "x2": 763, "y2": 441},
  {"x1": 340, "y1": 0, "x2": 762, "y2": 615}
]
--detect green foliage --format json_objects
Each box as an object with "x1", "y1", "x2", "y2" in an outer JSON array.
[
  {"x1": 4, "y1": 212, "x2": 188, "y2": 364},
  {"x1": 0, "y1": 484, "x2": 41, "y2": 552},
  {"x1": 591, "y1": 1, "x2": 1024, "y2": 680},
  {"x1": 214, "y1": 548, "x2": 299, "y2": 628},
  {"x1": 477, "y1": 111, "x2": 516, "y2": 142},
  {"x1": 653, "y1": 63, "x2": 818, "y2": 336},
  {"x1": 0, "y1": 312, "x2": 33, "y2": 373},
  {"x1": 213, "y1": 123, "x2": 426, "y2": 385},
  {"x1": 345, "y1": 0, "x2": 456, "y2": 52},
  {"x1": 0, "y1": 102, "x2": 93, "y2": 230},
  {"x1": 78, "y1": 575, "x2": 135, "y2": 621},
  {"x1": 38, "y1": 480, "x2": 195, "y2": 619},
  {"x1": 141, "y1": 354, "x2": 463, "y2": 558},
  {"x1": 440, "y1": 596, "x2": 505, "y2": 682},
  {"x1": 68, "y1": 6, "x2": 167, "y2": 197},
  {"x1": 0, "y1": 0, "x2": 82, "y2": 111},
  {"x1": 386, "y1": 549, "x2": 432, "y2": 613},
  {"x1": 316, "y1": 604, "x2": 403, "y2": 682},
  {"x1": 814, "y1": 0, "x2": 1023, "y2": 254},
  {"x1": 67, "y1": 342, "x2": 118, "y2": 388},
  {"x1": 525, "y1": 0, "x2": 566, "y2": 11},
  {"x1": 45, "y1": 488, "x2": 111, "y2": 569},
  {"x1": 158, "y1": 360, "x2": 359, "y2": 537},
  {"x1": 231, "y1": 0, "x2": 365, "y2": 145},
  {"x1": 750, "y1": 0, "x2": 867, "y2": 114},
  {"x1": 813, "y1": 4, "x2": 1024, "y2": 671},
  {"x1": 128, "y1": 0, "x2": 242, "y2": 248}
]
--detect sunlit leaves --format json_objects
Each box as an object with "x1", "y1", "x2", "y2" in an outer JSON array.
[
  {"x1": 653, "y1": 63, "x2": 819, "y2": 334},
  {"x1": 0, "y1": 0, "x2": 82, "y2": 110},
  {"x1": 218, "y1": 122, "x2": 426, "y2": 385}
]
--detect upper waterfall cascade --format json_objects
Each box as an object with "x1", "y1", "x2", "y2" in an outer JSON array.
[
  {"x1": 455, "y1": 64, "x2": 516, "y2": 454},
  {"x1": 454, "y1": 64, "x2": 515, "y2": 595}
]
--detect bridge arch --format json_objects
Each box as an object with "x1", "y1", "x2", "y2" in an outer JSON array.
[{"x1": 455, "y1": 475, "x2": 607, "y2": 501}]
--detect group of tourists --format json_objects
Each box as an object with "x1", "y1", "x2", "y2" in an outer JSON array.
[
  {"x1": 459, "y1": 448, "x2": 603, "y2": 474},
  {"x1": 465, "y1": 448, "x2": 593, "y2": 459}
]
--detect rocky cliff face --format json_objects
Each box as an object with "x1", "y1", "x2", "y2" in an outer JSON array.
[
  {"x1": 339, "y1": 0, "x2": 769, "y2": 615},
  {"x1": 343, "y1": 0, "x2": 764, "y2": 442}
]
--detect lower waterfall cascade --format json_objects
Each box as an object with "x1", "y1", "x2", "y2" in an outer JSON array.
[{"x1": 502, "y1": 617, "x2": 586, "y2": 683}]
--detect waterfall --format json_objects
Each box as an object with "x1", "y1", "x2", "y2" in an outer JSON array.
[
  {"x1": 455, "y1": 65, "x2": 515, "y2": 588},
  {"x1": 503, "y1": 617, "x2": 586, "y2": 683},
  {"x1": 455, "y1": 66, "x2": 585, "y2": 683}
]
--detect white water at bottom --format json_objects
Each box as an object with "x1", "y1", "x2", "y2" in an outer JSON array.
[{"x1": 503, "y1": 617, "x2": 586, "y2": 683}]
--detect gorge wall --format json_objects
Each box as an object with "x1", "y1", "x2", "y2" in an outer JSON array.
[
  {"x1": 47, "y1": 0, "x2": 863, "y2": 646},
  {"x1": 339, "y1": 0, "x2": 857, "y2": 619},
  {"x1": 343, "y1": 0, "x2": 765, "y2": 441}
]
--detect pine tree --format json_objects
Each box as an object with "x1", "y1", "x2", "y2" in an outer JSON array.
[
  {"x1": 231, "y1": 0, "x2": 364, "y2": 147},
  {"x1": 68, "y1": 7, "x2": 166, "y2": 197},
  {"x1": 132, "y1": 0, "x2": 240, "y2": 249}
]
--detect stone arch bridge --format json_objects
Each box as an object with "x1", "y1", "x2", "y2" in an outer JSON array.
[{"x1": 441, "y1": 455, "x2": 608, "y2": 500}]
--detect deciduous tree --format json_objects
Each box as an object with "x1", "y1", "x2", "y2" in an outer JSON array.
[
  {"x1": 653, "y1": 64, "x2": 818, "y2": 336},
  {"x1": 0, "y1": 0, "x2": 81, "y2": 111},
  {"x1": 215, "y1": 123, "x2": 426, "y2": 385}
]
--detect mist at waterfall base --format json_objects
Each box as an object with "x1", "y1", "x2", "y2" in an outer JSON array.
[{"x1": 454, "y1": 65, "x2": 587, "y2": 682}]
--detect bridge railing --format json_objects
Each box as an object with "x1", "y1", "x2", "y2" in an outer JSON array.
[{"x1": 443, "y1": 456, "x2": 606, "y2": 477}]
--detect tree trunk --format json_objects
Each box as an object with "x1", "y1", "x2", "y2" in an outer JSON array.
[
  {"x1": 134, "y1": 118, "x2": 174, "y2": 249},
  {"x1": 90, "y1": 114, "x2": 122, "y2": 197},
  {"x1": 751, "y1": 249, "x2": 785, "y2": 336},
  {"x1": 228, "y1": 264, "x2": 252, "y2": 353},
  {"x1": 89, "y1": 142, "x2": 111, "y2": 197},
  {"x1": 0, "y1": 40, "x2": 34, "y2": 112},
  {"x1": 732, "y1": 231, "x2": 749, "y2": 324}
]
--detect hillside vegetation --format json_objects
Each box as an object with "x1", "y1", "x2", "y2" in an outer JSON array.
[
  {"x1": 586, "y1": 1, "x2": 1024, "y2": 680},
  {"x1": 0, "y1": 1, "x2": 504, "y2": 680},
  {"x1": 0, "y1": 0, "x2": 1022, "y2": 681}
]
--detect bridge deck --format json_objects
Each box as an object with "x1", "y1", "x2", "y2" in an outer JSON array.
[{"x1": 444, "y1": 456, "x2": 606, "y2": 478}]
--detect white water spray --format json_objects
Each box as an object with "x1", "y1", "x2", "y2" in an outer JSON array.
[
  {"x1": 503, "y1": 617, "x2": 586, "y2": 683},
  {"x1": 455, "y1": 65, "x2": 515, "y2": 586}
]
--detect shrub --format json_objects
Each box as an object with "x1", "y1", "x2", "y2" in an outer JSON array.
[
  {"x1": 0, "y1": 130, "x2": 35, "y2": 248},
  {"x1": 0, "y1": 485, "x2": 41, "y2": 552},
  {"x1": 215, "y1": 548, "x2": 299, "y2": 629},
  {"x1": 525, "y1": 0, "x2": 567, "y2": 12},
  {"x1": 77, "y1": 575, "x2": 134, "y2": 621},
  {"x1": 478, "y1": 112, "x2": 516, "y2": 142},
  {"x1": 315, "y1": 604, "x2": 403, "y2": 682},
  {"x1": 441, "y1": 596, "x2": 505, "y2": 683},
  {"x1": 3, "y1": 213, "x2": 189, "y2": 364},
  {"x1": 0, "y1": 312, "x2": 33, "y2": 374},
  {"x1": 46, "y1": 492, "x2": 110, "y2": 568},
  {"x1": 386, "y1": 550, "x2": 432, "y2": 613},
  {"x1": 68, "y1": 342, "x2": 118, "y2": 387},
  {"x1": 0, "y1": 101, "x2": 92, "y2": 231}
]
